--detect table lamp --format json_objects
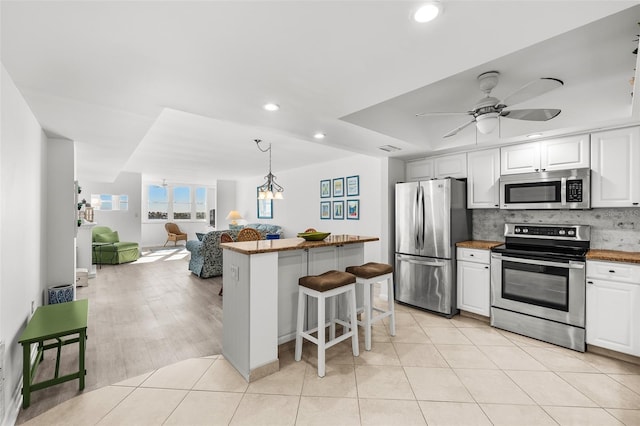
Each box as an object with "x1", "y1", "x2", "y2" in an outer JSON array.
[{"x1": 225, "y1": 210, "x2": 243, "y2": 226}]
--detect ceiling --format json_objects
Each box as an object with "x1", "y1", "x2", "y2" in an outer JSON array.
[{"x1": 2, "y1": 1, "x2": 639, "y2": 184}]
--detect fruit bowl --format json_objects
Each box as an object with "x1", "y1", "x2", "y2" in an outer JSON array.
[{"x1": 297, "y1": 231, "x2": 331, "y2": 241}]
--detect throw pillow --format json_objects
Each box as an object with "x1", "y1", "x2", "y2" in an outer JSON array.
[
  {"x1": 196, "y1": 232, "x2": 205, "y2": 241},
  {"x1": 94, "y1": 231, "x2": 119, "y2": 243}
]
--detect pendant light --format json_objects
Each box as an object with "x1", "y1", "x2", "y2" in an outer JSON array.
[{"x1": 255, "y1": 139, "x2": 284, "y2": 200}]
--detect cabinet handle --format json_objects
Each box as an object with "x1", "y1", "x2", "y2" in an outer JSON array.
[
  {"x1": 469, "y1": 254, "x2": 474, "y2": 257},
  {"x1": 494, "y1": 204, "x2": 499, "y2": 207},
  {"x1": 484, "y1": 266, "x2": 489, "y2": 269},
  {"x1": 609, "y1": 270, "x2": 615, "y2": 273},
  {"x1": 541, "y1": 168, "x2": 546, "y2": 172},
  {"x1": 587, "y1": 281, "x2": 594, "y2": 285},
  {"x1": 534, "y1": 168, "x2": 539, "y2": 172},
  {"x1": 633, "y1": 202, "x2": 639, "y2": 206}
]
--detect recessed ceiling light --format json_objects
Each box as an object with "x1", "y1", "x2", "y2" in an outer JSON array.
[
  {"x1": 263, "y1": 103, "x2": 280, "y2": 111},
  {"x1": 413, "y1": 2, "x2": 442, "y2": 23},
  {"x1": 527, "y1": 133, "x2": 543, "y2": 138},
  {"x1": 313, "y1": 132, "x2": 325, "y2": 140}
]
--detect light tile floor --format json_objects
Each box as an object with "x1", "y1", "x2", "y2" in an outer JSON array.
[{"x1": 23, "y1": 303, "x2": 640, "y2": 425}]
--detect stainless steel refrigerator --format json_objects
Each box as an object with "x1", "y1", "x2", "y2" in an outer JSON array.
[{"x1": 395, "y1": 179, "x2": 471, "y2": 317}]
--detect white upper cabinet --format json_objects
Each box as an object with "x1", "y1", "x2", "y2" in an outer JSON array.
[
  {"x1": 500, "y1": 135, "x2": 590, "y2": 175},
  {"x1": 434, "y1": 153, "x2": 467, "y2": 179},
  {"x1": 500, "y1": 142, "x2": 540, "y2": 175},
  {"x1": 406, "y1": 153, "x2": 467, "y2": 182},
  {"x1": 540, "y1": 135, "x2": 590, "y2": 171},
  {"x1": 591, "y1": 126, "x2": 640, "y2": 208},
  {"x1": 406, "y1": 158, "x2": 434, "y2": 181},
  {"x1": 467, "y1": 149, "x2": 500, "y2": 209}
]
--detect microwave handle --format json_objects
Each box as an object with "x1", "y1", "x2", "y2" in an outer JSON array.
[{"x1": 561, "y1": 177, "x2": 567, "y2": 206}]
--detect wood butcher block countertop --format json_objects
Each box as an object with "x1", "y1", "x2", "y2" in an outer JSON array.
[
  {"x1": 456, "y1": 240, "x2": 503, "y2": 250},
  {"x1": 221, "y1": 234, "x2": 379, "y2": 255},
  {"x1": 586, "y1": 249, "x2": 640, "y2": 264}
]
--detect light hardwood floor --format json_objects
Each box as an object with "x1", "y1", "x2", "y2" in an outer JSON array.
[{"x1": 16, "y1": 246, "x2": 221, "y2": 424}]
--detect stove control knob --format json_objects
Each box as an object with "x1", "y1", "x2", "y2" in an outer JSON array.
[
  {"x1": 559, "y1": 230, "x2": 566, "y2": 235},
  {"x1": 568, "y1": 230, "x2": 575, "y2": 236},
  {"x1": 515, "y1": 227, "x2": 521, "y2": 233},
  {"x1": 523, "y1": 228, "x2": 528, "y2": 233}
]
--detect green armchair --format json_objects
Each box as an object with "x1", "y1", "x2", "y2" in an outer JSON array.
[{"x1": 92, "y1": 226, "x2": 140, "y2": 264}]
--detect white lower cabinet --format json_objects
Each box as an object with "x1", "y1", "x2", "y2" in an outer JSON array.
[
  {"x1": 586, "y1": 260, "x2": 640, "y2": 356},
  {"x1": 456, "y1": 248, "x2": 490, "y2": 317}
]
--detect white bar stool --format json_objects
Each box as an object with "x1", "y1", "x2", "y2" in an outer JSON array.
[
  {"x1": 295, "y1": 270, "x2": 359, "y2": 377},
  {"x1": 345, "y1": 262, "x2": 395, "y2": 351}
]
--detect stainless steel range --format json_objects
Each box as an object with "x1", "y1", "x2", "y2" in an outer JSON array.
[{"x1": 490, "y1": 223, "x2": 590, "y2": 351}]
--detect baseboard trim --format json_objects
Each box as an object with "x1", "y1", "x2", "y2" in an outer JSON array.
[
  {"x1": 587, "y1": 344, "x2": 640, "y2": 366},
  {"x1": 249, "y1": 359, "x2": 279, "y2": 382},
  {"x1": 4, "y1": 375, "x2": 22, "y2": 426},
  {"x1": 459, "y1": 310, "x2": 490, "y2": 324}
]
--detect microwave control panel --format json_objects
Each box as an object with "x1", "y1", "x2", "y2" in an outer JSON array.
[{"x1": 566, "y1": 179, "x2": 583, "y2": 202}]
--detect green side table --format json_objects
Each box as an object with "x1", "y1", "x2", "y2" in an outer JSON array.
[{"x1": 18, "y1": 299, "x2": 88, "y2": 408}]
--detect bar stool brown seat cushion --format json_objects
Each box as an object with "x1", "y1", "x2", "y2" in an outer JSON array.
[
  {"x1": 299, "y1": 270, "x2": 356, "y2": 292},
  {"x1": 346, "y1": 262, "x2": 393, "y2": 279}
]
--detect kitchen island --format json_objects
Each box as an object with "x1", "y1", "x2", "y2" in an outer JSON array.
[{"x1": 220, "y1": 235, "x2": 378, "y2": 381}]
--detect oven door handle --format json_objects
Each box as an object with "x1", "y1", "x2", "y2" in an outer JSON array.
[{"x1": 497, "y1": 255, "x2": 584, "y2": 269}]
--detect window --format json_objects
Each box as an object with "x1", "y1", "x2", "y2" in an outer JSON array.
[
  {"x1": 119, "y1": 195, "x2": 129, "y2": 211},
  {"x1": 100, "y1": 194, "x2": 113, "y2": 210},
  {"x1": 196, "y1": 187, "x2": 207, "y2": 220},
  {"x1": 148, "y1": 185, "x2": 169, "y2": 219},
  {"x1": 173, "y1": 186, "x2": 191, "y2": 220},
  {"x1": 91, "y1": 194, "x2": 129, "y2": 211},
  {"x1": 145, "y1": 184, "x2": 208, "y2": 221}
]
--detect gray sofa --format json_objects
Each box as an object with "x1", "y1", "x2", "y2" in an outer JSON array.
[{"x1": 186, "y1": 224, "x2": 283, "y2": 278}]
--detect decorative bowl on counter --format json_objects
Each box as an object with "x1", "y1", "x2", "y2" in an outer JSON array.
[{"x1": 297, "y1": 231, "x2": 331, "y2": 241}]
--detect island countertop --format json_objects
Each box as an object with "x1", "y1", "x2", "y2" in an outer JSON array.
[{"x1": 221, "y1": 234, "x2": 379, "y2": 255}]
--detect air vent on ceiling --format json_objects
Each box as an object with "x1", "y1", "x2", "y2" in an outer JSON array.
[{"x1": 378, "y1": 145, "x2": 402, "y2": 152}]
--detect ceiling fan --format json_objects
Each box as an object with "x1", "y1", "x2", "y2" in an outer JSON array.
[{"x1": 416, "y1": 71, "x2": 564, "y2": 138}]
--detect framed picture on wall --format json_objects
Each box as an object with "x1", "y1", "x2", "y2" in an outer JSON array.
[
  {"x1": 333, "y1": 177, "x2": 344, "y2": 197},
  {"x1": 257, "y1": 187, "x2": 273, "y2": 219},
  {"x1": 333, "y1": 201, "x2": 344, "y2": 220},
  {"x1": 320, "y1": 179, "x2": 331, "y2": 198},
  {"x1": 346, "y1": 175, "x2": 359, "y2": 196},
  {"x1": 347, "y1": 199, "x2": 359, "y2": 220},
  {"x1": 320, "y1": 201, "x2": 331, "y2": 219}
]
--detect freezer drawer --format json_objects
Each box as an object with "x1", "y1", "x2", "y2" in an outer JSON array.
[{"x1": 395, "y1": 253, "x2": 456, "y2": 317}]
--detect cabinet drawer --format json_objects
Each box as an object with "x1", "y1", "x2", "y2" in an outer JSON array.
[
  {"x1": 457, "y1": 248, "x2": 490, "y2": 264},
  {"x1": 587, "y1": 261, "x2": 640, "y2": 284}
]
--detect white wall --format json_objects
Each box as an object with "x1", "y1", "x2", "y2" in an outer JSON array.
[
  {"x1": 216, "y1": 180, "x2": 237, "y2": 231},
  {"x1": 235, "y1": 154, "x2": 385, "y2": 263},
  {"x1": 46, "y1": 138, "x2": 76, "y2": 288},
  {"x1": 1, "y1": 65, "x2": 49, "y2": 426}
]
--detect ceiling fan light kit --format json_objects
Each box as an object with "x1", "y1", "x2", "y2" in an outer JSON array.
[
  {"x1": 417, "y1": 70, "x2": 564, "y2": 138},
  {"x1": 475, "y1": 112, "x2": 499, "y2": 134}
]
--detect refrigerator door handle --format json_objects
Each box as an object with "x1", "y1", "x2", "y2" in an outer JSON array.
[
  {"x1": 397, "y1": 255, "x2": 445, "y2": 268},
  {"x1": 418, "y1": 185, "x2": 425, "y2": 250},
  {"x1": 413, "y1": 185, "x2": 420, "y2": 250}
]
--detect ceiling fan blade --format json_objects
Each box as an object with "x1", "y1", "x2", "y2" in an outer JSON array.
[
  {"x1": 443, "y1": 118, "x2": 476, "y2": 138},
  {"x1": 416, "y1": 111, "x2": 471, "y2": 117},
  {"x1": 499, "y1": 78, "x2": 563, "y2": 107},
  {"x1": 500, "y1": 108, "x2": 561, "y2": 121}
]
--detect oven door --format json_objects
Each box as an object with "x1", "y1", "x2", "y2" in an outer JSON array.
[{"x1": 491, "y1": 252, "x2": 586, "y2": 327}]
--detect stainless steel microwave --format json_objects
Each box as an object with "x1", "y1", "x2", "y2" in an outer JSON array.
[{"x1": 499, "y1": 168, "x2": 590, "y2": 210}]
